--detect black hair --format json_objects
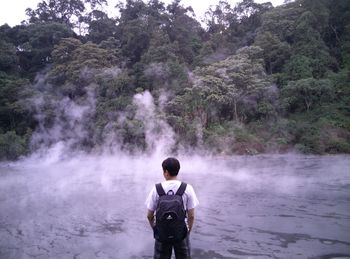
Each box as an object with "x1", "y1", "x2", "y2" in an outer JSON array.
[{"x1": 162, "y1": 157, "x2": 180, "y2": 176}]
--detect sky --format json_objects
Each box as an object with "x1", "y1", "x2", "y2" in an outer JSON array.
[{"x1": 0, "y1": 0, "x2": 285, "y2": 27}]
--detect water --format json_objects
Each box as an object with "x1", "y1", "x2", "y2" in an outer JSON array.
[{"x1": 0, "y1": 154, "x2": 349, "y2": 259}]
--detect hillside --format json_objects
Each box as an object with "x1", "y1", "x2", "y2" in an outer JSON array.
[{"x1": 0, "y1": 0, "x2": 349, "y2": 159}]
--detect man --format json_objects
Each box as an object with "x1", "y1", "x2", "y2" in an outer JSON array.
[{"x1": 145, "y1": 157, "x2": 199, "y2": 259}]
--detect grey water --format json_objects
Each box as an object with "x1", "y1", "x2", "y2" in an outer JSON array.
[{"x1": 0, "y1": 154, "x2": 349, "y2": 259}]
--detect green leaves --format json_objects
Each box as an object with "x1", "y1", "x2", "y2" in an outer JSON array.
[
  {"x1": 282, "y1": 78, "x2": 334, "y2": 112},
  {"x1": 3, "y1": 22, "x2": 74, "y2": 77},
  {"x1": 175, "y1": 46, "x2": 270, "y2": 125},
  {"x1": 0, "y1": 0, "x2": 349, "y2": 157},
  {"x1": 50, "y1": 37, "x2": 117, "y2": 90},
  {"x1": 0, "y1": 131, "x2": 28, "y2": 160},
  {"x1": 254, "y1": 31, "x2": 291, "y2": 74},
  {"x1": 26, "y1": 0, "x2": 107, "y2": 31},
  {"x1": 0, "y1": 40, "x2": 18, "y2": 72}
]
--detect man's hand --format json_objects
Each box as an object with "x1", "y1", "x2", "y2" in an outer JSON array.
[
  {"x1": 187, "y1": 208, "x2": 195, "y2": 233},
  {"x1": 147, "y1": 210, "x2": 155, "y2": 229}
]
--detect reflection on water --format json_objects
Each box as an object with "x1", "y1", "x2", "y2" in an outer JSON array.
[{"x1": 0, "y1": 154, "x2": 349, "y2": 258}]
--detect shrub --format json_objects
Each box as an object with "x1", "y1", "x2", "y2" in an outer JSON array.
[
  {"x1": 0, "y1": 131, "x2": 27, "y2": 160},
  {"x1": 325, "y1": 140, "x2": 350, "y2": 153}
]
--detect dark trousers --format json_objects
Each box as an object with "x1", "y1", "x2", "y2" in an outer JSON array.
[{"x1": 154, "y1": 236, "x2": 191, "y2": 259}]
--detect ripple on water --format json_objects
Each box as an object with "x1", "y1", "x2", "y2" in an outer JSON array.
[{"x1": 315, "y1": 254, "x2": 350, "y2": 259}]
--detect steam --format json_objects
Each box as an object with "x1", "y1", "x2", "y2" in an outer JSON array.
[
  {"x1": 143, "y1": 62, "x2": 170, "y2": 82},
  {"x1": 133, "y1": 90, "x2": 176, "y2": 157},
  {"x1": 28, "y1": 65, "x2": 183, "y2": 160},
  {"x1": 30, "y1": 84, "x2": 96, "y2": 159}
]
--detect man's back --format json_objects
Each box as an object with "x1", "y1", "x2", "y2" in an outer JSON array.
[
  {"x1": 146, "y1": 180, "x2": 198, "y2": 212},
  {"x1": 145, "y1": 157, "x2": 199, "y2": 259}
]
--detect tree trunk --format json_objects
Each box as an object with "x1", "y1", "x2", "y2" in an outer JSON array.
[
  {"x1": 304, "y1": 97, "x2": 311, "y2": 112},
  {"x1": 233, "y1": 99, "x2": 239, "y2": 122}
]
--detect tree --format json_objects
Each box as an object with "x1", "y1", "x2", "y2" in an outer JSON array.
[
  {"x1": 165, "y1": 0, "x2": 203, "y2": 65},
  {"x1": 258, "y1": 3, "x2": 304, "y2": 43},
  {"x1": 115, "y1": 0, "x2": 166, "y2": 65},
  {"x1": 204, "y1": 0, "x2": 233, "y2": 34},
  {"x1": 281, "y1": 78, "x2": 334, "y2": 112},
  {"x1": 254, "y1": 31, "x2": 291, "y2": 74},
  {"x1": 0, "y1": 40, "x2": 19, "y2": 73},
  {"x1": 86, "y1": 10, "x2": 118, "y2": 44},
  {"x1": 0, "y1": 73, "x2": 33, "y2": 133},
  {"x1": 293, "y1": 9, "x2": 337, "y2": 78},
  {"x1": 141, "y1": 29, "x2": 177, "y2": 64},
  {"x1": 26, "y1": 0, "x2": 84, "y2": 27},
  {"x1": 217, "y1": 46, "x2": 270, "y2": 122},
  {"x1": 179, "y1": 46, "x2": 270, "y2": 124},
  {"x1": 328, "y1": 0, "x2": 350, "y2": 54},
  {"x1": 227, "y1": 0, "x2": 273, "y2": 47},
  {"x1": 25, "y1": 0, "x2": 107, "y2": 32},
  {"x1": 50, "y1": 37, "x2": 117, "y2": 97},
  {"x1": 257, "y1": 1, "x2": 337, "y2": 82},
  {"x1": 0, "y1": 131, "x2": 28, "y2": 160},
  {"x1": 119, "y1": 19, "x2": 151, "y2": 64},
  {"x1": 0, "y1": 72, "x2": 34, "y2": 160},
  {"x1": 281, "y1": 54, "x2": 313, "y2": 82},
  {"x1": 201, "y1": 0, "x2": 273, "y2": 66},
  {"x1": 6, "y1": 22, "x2": 74, "y2": 77}
]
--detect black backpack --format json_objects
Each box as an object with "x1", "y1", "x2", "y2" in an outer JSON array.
[{"x1": 154, "y1": 182, "x2": 188, "y2": 243}]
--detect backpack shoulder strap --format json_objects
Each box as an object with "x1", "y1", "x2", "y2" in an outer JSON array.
[
  {"x1": 155, "y1": 183, "x2": 166, "y2": 196},
  {"x1": 175, "y1": 182, "x2": 187, "y2": 196}
]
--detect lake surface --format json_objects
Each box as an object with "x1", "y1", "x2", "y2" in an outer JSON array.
[{"x1": 0, "y1": 154, "x2": 349, "y2": 258}]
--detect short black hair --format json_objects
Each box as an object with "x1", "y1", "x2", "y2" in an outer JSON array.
[{"x1": 162, "y1": 157, "x2": 180, "y2": 176}]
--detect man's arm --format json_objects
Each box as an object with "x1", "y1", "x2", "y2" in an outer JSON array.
[
  {"x1": 147, "y1": 210, "x2": 155, "y2": 229},
  {"x1": 187, "y1": 208, "x2": 195, "y2": 232}
]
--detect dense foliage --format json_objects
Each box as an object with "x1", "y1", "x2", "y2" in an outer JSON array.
[{"x1": 0, "y1": 0, "x2": 349, "y2": 159}]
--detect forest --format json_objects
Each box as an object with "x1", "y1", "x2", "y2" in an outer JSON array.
[{"x1": 0, "y1": 0, "x2": 349, "y2": 160}]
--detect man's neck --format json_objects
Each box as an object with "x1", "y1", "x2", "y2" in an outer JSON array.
[{"x1": 166, "y1": 176, "x2": 177, "y2": 181}]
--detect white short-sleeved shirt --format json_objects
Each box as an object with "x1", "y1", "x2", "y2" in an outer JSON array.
[{"x1": 145, "y1": 180, "x2": 199, "y2": 212}]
